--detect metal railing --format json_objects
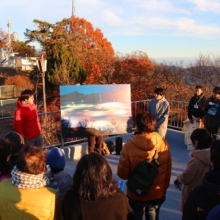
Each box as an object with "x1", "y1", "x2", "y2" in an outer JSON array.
[
  {"x1": 131, "y1": 100, "x2": 188, "y2": 129},
  {"x1": 0, "y1": 100, "x2": 189, "y2": 147}
]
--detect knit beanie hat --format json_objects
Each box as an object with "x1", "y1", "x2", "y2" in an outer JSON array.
[
  {"x1": 5, "y1": 131, "x2": 26, "y2": 158},
  {"x1": 46, "y1": 147, "x2": 66, "y2": 170}
]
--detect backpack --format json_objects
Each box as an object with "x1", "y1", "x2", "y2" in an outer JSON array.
[{"x1": 126, "y1": 151, "x2": 160, "y2": 196}]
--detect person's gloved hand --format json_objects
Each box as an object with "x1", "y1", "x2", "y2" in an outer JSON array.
[
  {"x1": 174, "y1": 179, "x2": 182, "y2": 191},
  {"x1": 189, "y1": 118, "x2": 194, "y2": 124}
]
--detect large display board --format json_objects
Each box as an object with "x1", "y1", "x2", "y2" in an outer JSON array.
[{"x1": 60, "y1": 84, "x2": 132, "y2": 137}]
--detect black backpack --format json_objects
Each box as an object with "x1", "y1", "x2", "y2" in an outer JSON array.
[{"x1": 126, "y1": 151, "x2": 160, "y2": 196}]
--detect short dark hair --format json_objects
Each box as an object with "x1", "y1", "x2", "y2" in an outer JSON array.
[
  {"x1": 72, "y1": 152, "x2": 116, "y2": 201},
  {"x1": 0, "y1": 139, "x2": 12, "y2": 177},
  {"x1": 16, "y1": 144, "x2": 46, "y2": 175},
  {"x1": 213, "y1": 87, "x2": 220, "y2": 94},
  {"x1": 135, "y1": 112, "x2": 156, "y2": 133},
  {"x1": 190, "y1": 128, "x2": 213, "y2": 150},
  {"x1": 210, "y1": 140, "x2": 220, "y2": 171},
  {"x1": 195, "y1": 85, "x2": 202, "y2": 89},
  {"x1": 5, "y1": 131, "x2": 26, "y2": 162},
  {"x1": 20, "y1": 89, "x2": 34, "y2": 102},
  {"x1": 154, "y1": 88, "x2": 165, "y2": 96}
]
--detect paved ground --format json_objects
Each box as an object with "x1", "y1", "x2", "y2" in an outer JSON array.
[{"x1": 65, "y1": 129, "x2": 189, "y2": 220}]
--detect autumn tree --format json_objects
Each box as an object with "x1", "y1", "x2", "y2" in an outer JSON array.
[
  {"x1": 47, "y1": 42, "x2": 86, "y2": 85},
  {"x1": 150, "y1": 61, "x2": 192, "y2": 101},
  {"x1": 11, "y1": 41, "x2": 35, "y2": 56},
  {"x1": 150, "y1": 54, "x2": 220, "y2": 101},
  {"x1": 70, "y1": 16, "x2": 115, "y2": 84},
  {"x1": 186, "y1": 54, "x2": 220, "y2": 96},
  {"x1": 24, "y1": 16, "x2": 114, "y2": 85},
  {"x1": 111, "y1": 51, "x2": 153, "y2": 100},
  {"x1": 0, "y1": 28, "x2": 8, "y2": 47}
]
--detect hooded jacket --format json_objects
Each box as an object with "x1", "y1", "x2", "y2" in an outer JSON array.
[
  {"x1": 177, "y1": 149, "x2": 210, "y2": 212},
  {"x1": 14, "y1": 98, "x2": 41, "y2": 140},
  {"x1": 117, "y1": 132, "x2": 172, "y2": 202},
  {"x1": 147, "y1": 97, "x2": 170, "y2": 137},
  {"x1": 182, "y1": 171, "x2": 220, "y2": 220}
]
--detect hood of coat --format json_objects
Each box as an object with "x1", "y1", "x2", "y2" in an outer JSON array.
[
  {"x1": 16, "y1": 98, "x2": 34, "y2": 109},
  {"x1": 189, "y1": 149, "x2": 210, "y2": 166},
  {"x1": 203, "y1": 171, "x2": 220, "y2": 204},
  {"x1": 128, "y1": 132, "x2": 163, "y2": 157}
]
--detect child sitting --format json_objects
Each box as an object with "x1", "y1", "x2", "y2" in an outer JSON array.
[{"x1": 46, "y1": 147, "x2": 73, "y2": 204}]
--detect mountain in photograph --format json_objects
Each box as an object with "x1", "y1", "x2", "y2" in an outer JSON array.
[{"x1": 61, "y1": 90, "x2": 130, "y2": 103}]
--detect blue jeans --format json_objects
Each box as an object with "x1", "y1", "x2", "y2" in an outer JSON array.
[
  {"x1": 28, "y1": 134, "x2": 43, "y2": 147},
  {"x1": 128, "y1": 195, "x2": 166, "y2": 220}
]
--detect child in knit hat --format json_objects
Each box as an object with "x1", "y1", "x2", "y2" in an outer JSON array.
[
  {"x1": 0, "y1": 139, "x2": 13, "y2": 182},
  {"x1": 46, "y1": 147, "x2": 72, "y2": 211}
]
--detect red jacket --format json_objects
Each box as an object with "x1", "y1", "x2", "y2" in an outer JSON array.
[{"x1": 14, "y1": 99, "x2": 41, "y2": 140}]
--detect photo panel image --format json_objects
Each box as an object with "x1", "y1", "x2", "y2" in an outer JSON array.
[{"x1": 60, "y1": 84, "x2": 132, "y2": 138}]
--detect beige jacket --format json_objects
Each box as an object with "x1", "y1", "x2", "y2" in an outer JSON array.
[{"x1": 177, "y1": 148, "x2": 210, "y2": 212}]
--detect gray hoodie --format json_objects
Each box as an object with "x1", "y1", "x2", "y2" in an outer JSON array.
[{"x1": 147, "y1": 97, "x2": 170, "y2": 137}]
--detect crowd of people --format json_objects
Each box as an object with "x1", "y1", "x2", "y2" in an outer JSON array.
[{"x1": 0, "y1": 86, "x2": 220, "y2": 220}]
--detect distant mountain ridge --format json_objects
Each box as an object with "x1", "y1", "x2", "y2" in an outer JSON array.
[{"x1": 61, "y1": 90, "x2": 130, "y2": 103}]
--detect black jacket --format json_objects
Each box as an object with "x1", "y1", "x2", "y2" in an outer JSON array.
[
  {"x1": 204, "y1": 96, "x2": 220, "y2": 128},
  {"x1": 188, "y1": 94, "x2": 206, "y2": 119},
  {"x1": 182, "y1": 171, "x2": 220, "y2": 220}
]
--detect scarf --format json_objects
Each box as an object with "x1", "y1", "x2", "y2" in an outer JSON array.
[{"x1": 11, "y1": 166, "x2": 50, "y2": 189}]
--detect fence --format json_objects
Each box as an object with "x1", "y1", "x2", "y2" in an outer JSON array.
[
  {"x1": 0, "y1": 99, "x2": 17, "y2": 117},
  {"x1": 0, "y1": 85, "x2": 24, "y2": 99},
  {"x1": 0, "y1": 100, "x2": 189, "y2": 148},
  {"x1": 0, "y1": 85, "x2": 27, "y2": 117}
]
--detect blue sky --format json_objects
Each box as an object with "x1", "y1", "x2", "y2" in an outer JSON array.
[
  {"x1": 60, "y1": 84, "x2": 128, "y2": 95},
  {"x1": 1, "y1": 0, "x2": 220, "y2": 63}
]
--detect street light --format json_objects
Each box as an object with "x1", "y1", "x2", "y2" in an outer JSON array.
[{"x1": 36, "y1": 55, "x2": 47, "y2": 113}]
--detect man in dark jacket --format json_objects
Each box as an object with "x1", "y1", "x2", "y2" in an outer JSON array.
[
  {"x1": 182, "y1": 140, "x2": 220, "y2": 220},
  {"x1": 204, "y1": 86, "x2": 220, "y2": 138},
  {"x1": 188, "y1": 85, "x2": 206, "y2": 124}
]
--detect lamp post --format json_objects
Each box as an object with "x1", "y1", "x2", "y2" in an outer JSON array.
[{"x1": 36, "y1": 55, "x2": 47, "y2": 113}]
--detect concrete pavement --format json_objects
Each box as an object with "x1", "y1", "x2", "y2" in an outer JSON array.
[{"x1": 63, "y1": 129, "x2": 190, "y2": 220}]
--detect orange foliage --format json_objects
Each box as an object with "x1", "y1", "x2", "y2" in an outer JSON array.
[
  {"x1": 71, "y1": 16, "x2": 114, "y2": 84},
  {"x1": 0, "y1": 28, "x2": 8, "y2": 47},
  {"x1": 4, "y1": 75, "x2": 34, "y2": 89},
  {"x1": 47, "y1": 104, "x2": 59, "y2": 111},
  {"x1": 112, "y1": 52, "x2": 154, "y2": 100}
]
